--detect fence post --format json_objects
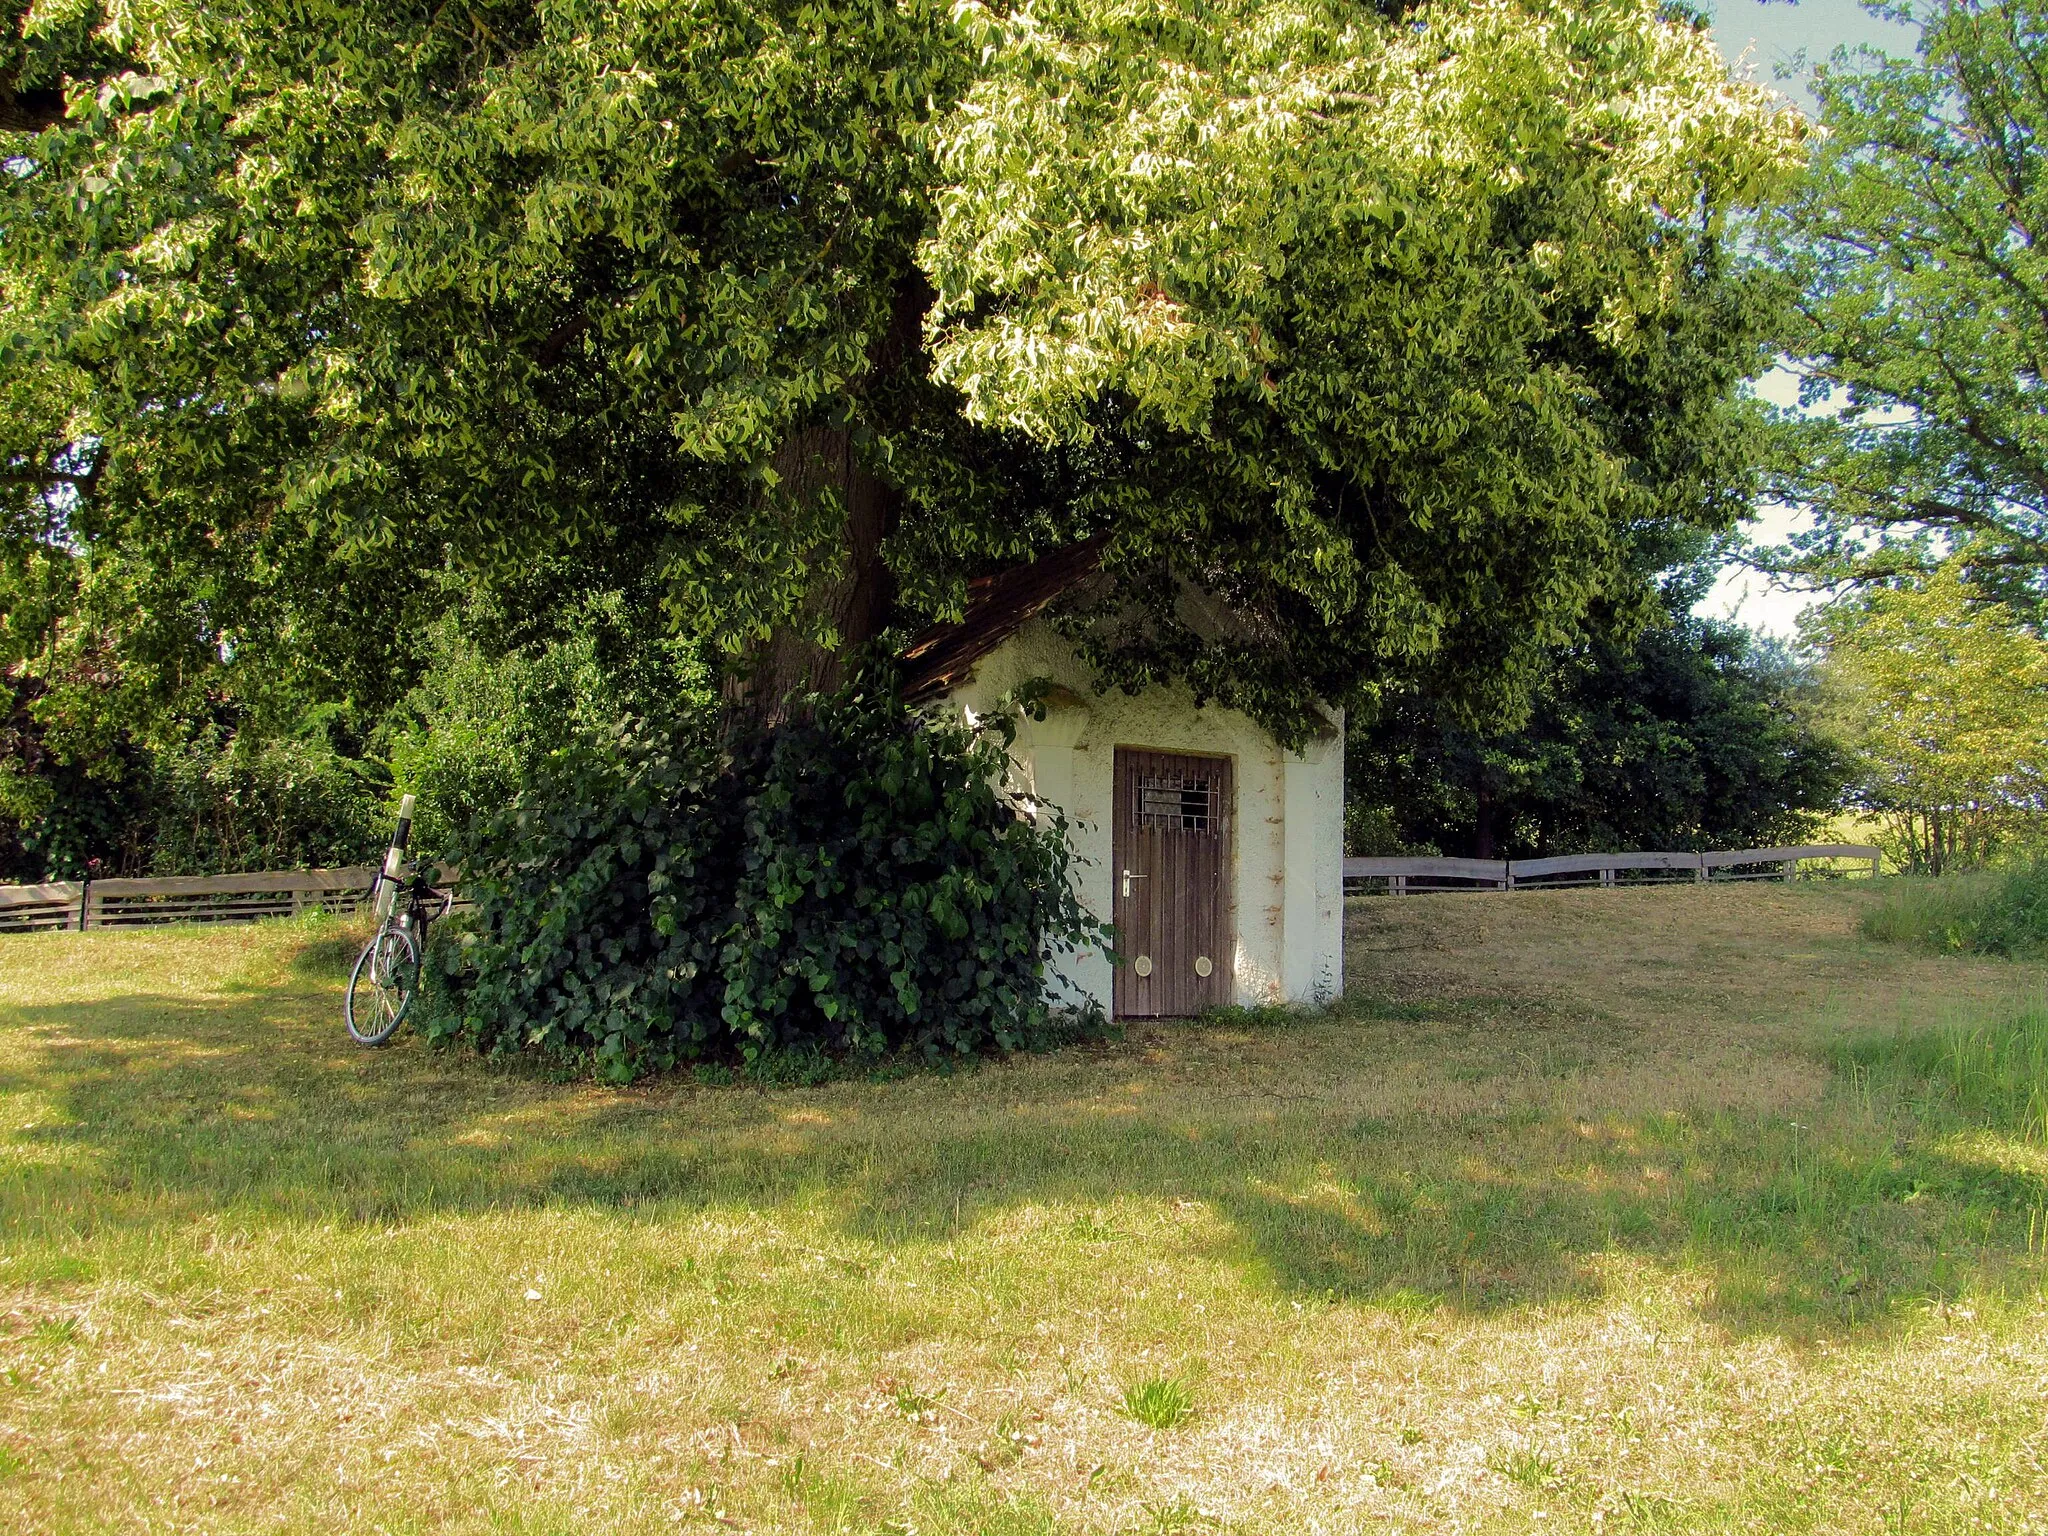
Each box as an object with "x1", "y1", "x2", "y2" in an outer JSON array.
[
  {"x1": 76, "y1": 880, "x2": 89, "y2": 931},
  {"x1": 1781, "y1": 858, "x2": 1798, "y2": 882}
]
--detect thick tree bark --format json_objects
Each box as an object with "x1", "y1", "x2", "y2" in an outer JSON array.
[
  {"x1": 719, "y1": 274, "x2": 928, "y2": 737},
  {"x1": 719, "y1": 426, "x2": 898, "y2": 737},
  {"x1": 1471, "y1": 784, "x2": 1497, "y2": 861}
]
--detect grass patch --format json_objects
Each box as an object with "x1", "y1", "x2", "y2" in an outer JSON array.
[
  {"x1": 0, "y1": 893, "x2": 2043, "y2": 1532},
  {"x1": 1838, "y1": 999, "x2": 2048, "y2": 1143},
  {"x1": 1487, "y1": 1445, "x2": 1561, "y2": 1492},
  {"x1": 1862, "y1": 863, "x2": 2048, "y2": 958},
  {"x1": 1118, "y1": 1376, "x2": 1195, "y2": 1431}
]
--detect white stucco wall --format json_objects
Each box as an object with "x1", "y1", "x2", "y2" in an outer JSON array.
[{"x1": 938, "y1": 621, "x2": 1344, "y2": 1017}]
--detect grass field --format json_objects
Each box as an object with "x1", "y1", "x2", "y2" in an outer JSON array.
[{"x1": 2, "y1": 886, "x2": 2045, "y2": 1533}]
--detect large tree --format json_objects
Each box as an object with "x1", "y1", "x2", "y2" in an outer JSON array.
[
  {"x1": 1759, "y1": 0, "x2": 2048, "y2": 604},
  {"x1": 2, "y1": 0, "x2": 1803, "y2": 743}
]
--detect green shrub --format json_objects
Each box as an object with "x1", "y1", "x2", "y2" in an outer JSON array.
[
  {"x1": 0, "y1": 738, "x2": 155, "y2": 880},
  {"x1": 147, "y1": 727, "x2": 384, "y2": 875},
  {"x1": 424, "y1": 687, "x2": 1107, "y2": 1081},
  {"x1": 1860, "y1": 863, "x2": 2048, "y2": 958},
  {"x1": 382, "y1": 601, "x2": 714, "y2": 861}
]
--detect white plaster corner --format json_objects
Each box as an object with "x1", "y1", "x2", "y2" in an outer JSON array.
[{"x1": 1291, "y1": 704, "x2": 1344, "y2": 765}]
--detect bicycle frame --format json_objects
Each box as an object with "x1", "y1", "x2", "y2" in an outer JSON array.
[{"x1": 372, "y1": 792, "x2": 417, "y2": 924}]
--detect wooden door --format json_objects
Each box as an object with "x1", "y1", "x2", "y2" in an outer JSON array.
[{"x1": 1112, "y1": 748, "x2": 1233, "y2": 1018}]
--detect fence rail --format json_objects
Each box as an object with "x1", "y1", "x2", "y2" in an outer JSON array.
[
  {"x1": 0, "y1": 881, "x2": 88, "y2": 932},
  {"x1": 0, "y1": 867, "x2": 379, "y2": 932},
  {"x1": 0, "y1": 844, "x2": 1889, "y2": 929},
  {"x1": 1344, "y1": 844, "x2": 1882, "y2": 894}
]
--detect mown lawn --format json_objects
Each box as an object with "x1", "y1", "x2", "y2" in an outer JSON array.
[{"x1": 1, "y1": 886, "x2": 2044, "y2": 1533}]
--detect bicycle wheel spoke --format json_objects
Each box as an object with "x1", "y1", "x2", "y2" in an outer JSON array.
[{"x1": 347, "y1": 927, "x2": 418, "y2": 1046}]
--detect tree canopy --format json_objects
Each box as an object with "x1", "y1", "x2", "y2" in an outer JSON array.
[
  {"x1": 1759, "y1": 0, "x2": 2048, "y2": 602},
  {"x1": 3, "y1": 0, "x2": 1804, "y2": 745},
  {"x1": 1813, "y1": 563, "x2": 2048, "y2": 873}
]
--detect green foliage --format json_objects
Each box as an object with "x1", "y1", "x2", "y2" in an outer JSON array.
[
  {"x1": 0, "y1": 0, "x2": 1805, "y2": 748},
  {"x1": 1813, "y1": 564, "x2": 2048, "y2": 874},
  {"x1": 1860, "y1": 865, "x2": 2048, "y2": 960},
  {"x1": 0, "y1": 655, "x2": 389, "y2": 879},
  {"x1": 0, "y1": 676, "x2": 152, "y2": 880},
  {"x1": 0, "y1": 551, "x2": 715, "y2": 878},
  {"x1": 144, "y1": 724, "x2": 383, "y2": 877},
  {"x1": 1757, "y1": 0, "x2": 2048, "y2": 599},
  {"x1": 0, "y1": 509, "x2": 408, "y2": 879},
  {"x1": 425, "y1": 688, "x2": 1107, "y2": 1081},
  {"x1": 1347, "y1": 585, "x2": 1848, "y2": 859},
  {"x1": 382, "y1": 600, "x2": 714, "y2": 862},
  {"x1": 925, "y1": 0, "x2": 1806, "y2": 736},
  {"x1": 1118, "y1": 1376, "x2": 1196, "y2": 1431}
]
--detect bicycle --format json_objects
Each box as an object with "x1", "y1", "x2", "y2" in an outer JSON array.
[{"x1": 346, "y1": 794, "x2": 447, "y2": 1047}]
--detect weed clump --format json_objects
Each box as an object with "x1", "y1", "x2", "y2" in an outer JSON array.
[
  {"x1": 1837, "y1": 1003, "x2": 2048, "y2": 1144},
  {"x1": 1860, "y1": 864, "x2": 2048, "y2": 958},
  {"x1": 1120, "y1": 1376, "x2": 1196, "y2": 1430}
]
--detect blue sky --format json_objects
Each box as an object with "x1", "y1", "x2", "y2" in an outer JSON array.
[
  {"x1": 1708, "y1": 0, "x2": 1920, "y2": 110},
  {"x1": 1695, "y1": 0, "x2": 1921, "y2": 636}
]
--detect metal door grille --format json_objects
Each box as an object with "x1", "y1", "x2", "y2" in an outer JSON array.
[{"x1": 1136, "y1": 774, "x2": 1216, "y2": 833}]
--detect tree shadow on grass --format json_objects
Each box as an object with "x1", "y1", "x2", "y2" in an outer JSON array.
[{"x1": 0, "y1": 962, "x2": 2042, "y2": 1347}]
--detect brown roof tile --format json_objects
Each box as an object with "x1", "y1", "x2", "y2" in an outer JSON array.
[{"x1": 898, "y1": 538, "x2": 1106, "y2": 703}]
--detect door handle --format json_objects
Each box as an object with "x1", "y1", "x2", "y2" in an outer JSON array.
[{"x1": 1122, "y1": 869, "x2": 1147, "y2": 898}]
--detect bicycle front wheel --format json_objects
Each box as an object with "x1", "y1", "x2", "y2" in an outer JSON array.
[{"x1": 346, "y1": 927, "x2": 420, "y2": 1047}]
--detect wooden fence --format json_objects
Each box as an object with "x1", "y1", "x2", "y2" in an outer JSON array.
[
  {"x1": 0, "y1": 843, "x2": 1888, "y2": 930},
  {"x1": 1344, "y1": 844, "x2": 1882, "y2": 894},
  {"x1": 0, "y1": 867, "x2": 378, "y2": 933}
]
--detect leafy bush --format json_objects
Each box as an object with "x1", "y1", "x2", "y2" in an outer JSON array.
[
  {"x1": 2, "y1": 660, "x2": 161, "y2": 879},
  {"x1": 382, "y1": 600, "x2": 714, "y2": 861},
  {"x1": 0, "y1": 734, "x2": 155, "y2": 880},
  {"x1": 146, "y1": 726, "x2": 384, "y2": 875},
  {"x1": 1347, "y1": 601, "x2": 1848, "y2": 860},
  {"x1": 424, "y1": 687, "x2": 1107, "y2": 1081},
  {"x1": 2, "y1": 699, "x2": 382, "y2": 880},
  {"x1": 1860, "y1": 864, "x2": 2048, "y2": 959}
]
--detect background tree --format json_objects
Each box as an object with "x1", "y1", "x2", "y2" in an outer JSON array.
[
  {"x1": 0, "y1": 0, "x2": 1805, "y2": 761},
  {"x1": 1759, "y1": 0, "x2": 2048, "y2": 607},
  {"x1": 1813, "y1": 562, "x2": 2048, "y2": 873},
  {"x1": 1346, "y1": 567, "x2": 1849, "y2": 859}
]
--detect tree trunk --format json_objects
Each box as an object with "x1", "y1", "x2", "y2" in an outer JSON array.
[
  {"x1": 719, "y1": 425, "x2": 897, "y2": 737},
  {"x1": 718, "y1": 273, "x2": 930, "y2": 737},
  {"x1": 1472, "y1": 785, "x2": 1496, "y2": 861}
]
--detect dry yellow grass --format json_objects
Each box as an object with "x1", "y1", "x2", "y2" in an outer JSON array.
[{"x1": 0, "y1": 885, "x2": 2044, "y2": 1533}]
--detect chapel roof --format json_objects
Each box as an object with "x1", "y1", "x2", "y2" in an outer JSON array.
[{"x1": 897, "y1": 537, "x2": 1106, "y2": 703}]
